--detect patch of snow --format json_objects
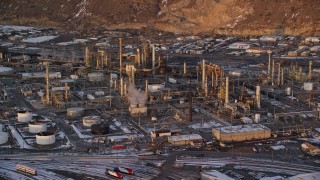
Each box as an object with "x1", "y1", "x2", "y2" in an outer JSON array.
[
  {"x1": 271, "y1": 145, "x2": 286, "y2": 151},
  {"x1": 71, "y1": 124, "x2": 91, "y2": 139},
  {"x1": 22, "y1": 36, "x2": 58, "y2": 43},
  {"x1": 8, "y1": 125, "x2": 32, "y2": 149}
]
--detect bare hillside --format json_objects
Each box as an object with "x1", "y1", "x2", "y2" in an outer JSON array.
[{"x1": 0, "y1": 0, "x2": 319, "y2": 36}]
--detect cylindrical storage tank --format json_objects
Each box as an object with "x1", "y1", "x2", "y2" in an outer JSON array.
[
  {"x1": 310, "y1": 46, "x2": 320, "y2": 53},
  {"x1": 88, "y1": 72, "x2": 104, "y2": 82},
  {"x1": 0, "y1": 132, "x2": 8, "y2": 144},
  {"x1": 298, "y1": 45, "x2": 308, "y2": 50},
  {"x1": 91, "y1": 123, "x2": 109, "y2": 135},
  {"x1": 300, "y1": 51, "x2": 310, "y2": 57},
  {"x1": 254, "y1": 114, "x2": 261, "y2": 123},
  {"x1": 179, "y1": 98, "x2": 185, "y2": 104},
  {"x1": 36, "y1": 132, "x2": 55, "y2": 145},
  {"x1": 17, "y1": 110, "x2": 33, "y2": 122},
  {"x1": 29, "y1": 121, "x2": 47, "y2": 133},
  {"x1": 285, "y1": 87, "x2": 291, "y2": 96},
  {"x1": 304, "y1": 82, "x2": 313, "y2": 91},
  {"x1": 83, "y1": 116, "x2": 101, "y2": 127},
  {"x1": 67, "y1": 107, "x2": 84, "y2": 119}
]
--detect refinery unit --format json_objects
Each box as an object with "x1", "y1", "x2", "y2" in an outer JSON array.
[{"x1": 0, "y1": 25, "x2": 319, "y2": 179}]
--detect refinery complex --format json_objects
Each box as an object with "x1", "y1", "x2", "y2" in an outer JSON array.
[{"x1": 0, "y1": 25, "x2": 320, "y2": 180}]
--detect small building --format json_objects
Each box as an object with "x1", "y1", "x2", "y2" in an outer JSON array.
[
  {"x1": 107, "y1": 135, "x2": 130, "y2": 143},
  {"x1": 228, "y1": 42, "x2": 252, "y2": 49},
  {"x1": 305, "y1": 37, "x2": 320, "y2": 43},
  {"x1": 150, "y1": 129, "x2": 181, "y2": 138},
  {"x1": 168, "y1": 134, "x2": 203, "y2": 146},
  {"x1": 212, "y1": 124, "x2": 271, "y2": 143},
  {"x1": 301, "y1": 142, "x2": 320, "y2": 156}
]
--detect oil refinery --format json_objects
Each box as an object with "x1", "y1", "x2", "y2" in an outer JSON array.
[{"x1": 0, "y1": 25, "x2": 319, "y2": 180}]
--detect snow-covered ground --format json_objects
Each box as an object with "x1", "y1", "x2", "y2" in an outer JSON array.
[
  {"x1": 57, "y1": 39, "x2": 89, "y2": 46},
  {"x1": 189, "y1": 121, "x2": 223, "y2": 129},
  {"x1": 22, "y1": 36, "x2": 58, "y2": 43},
  {"x1": 0, "y1": 25, "x2": 33, "y2": 31},
  {"x1": 270, "y1": 145, "x2": 286, "y2": 151},
  {"x1": 8, "y1": 125, "x2": 33, "y2": 149},
  {"x1": 70, "y1": 124, "x2": 91, "y2": 139}
]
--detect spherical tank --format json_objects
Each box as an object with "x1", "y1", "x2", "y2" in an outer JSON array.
[
  {"x1": 83, "y1": 116, "x2": 101, "y2": 127},
  {"x1": 304, "y1": 82, "x2": 313, "y2": 91},
  {"x1": 88, "y1": 72, "x2": 104, "y2": 82},
  {"x1": 36, "y1": 132, "x2": 55, "y2": 145},
  {"x1": 17, "y1": 110, "x2": 33, "y2": 122},
  {"x1": 67, "y1": 107, "x2": 84, "y2": 119},
  {"x1": 0, "y1": 132, "x2": 8, "y2": 144},
  {"x1": 29, "y1": 121, "x2": 47, "y2": 133}
]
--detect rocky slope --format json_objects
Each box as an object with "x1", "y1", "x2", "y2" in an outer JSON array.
[{"x1": 0, "y1": 0, "x2": 319, "y2": 36}]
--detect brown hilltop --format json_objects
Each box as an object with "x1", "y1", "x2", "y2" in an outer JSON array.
[{"x1": 0, "y1": 0, "x2": 319, "y2": 36}]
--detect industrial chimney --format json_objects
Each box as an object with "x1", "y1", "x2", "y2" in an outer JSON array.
[
  {"x1": 46, "y1": 63, "x2": 50, "y2": 104},
  {"x1": 225, "y1": 77, "x2": 229, "y2": 105},
  {"x1": 119, "y1": 37, "x2": 123, "y2": 77},
  {"x1": 256, "y1": 85, "x2": 261, "y2": 109}
]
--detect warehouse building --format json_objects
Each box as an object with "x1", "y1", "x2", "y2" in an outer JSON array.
[
  {"x1": 168, "y1": 134, "x2": 203, "y2": 146},
  {"x1": 212, "y1": 124, "x2": 271, "y2": 143}
]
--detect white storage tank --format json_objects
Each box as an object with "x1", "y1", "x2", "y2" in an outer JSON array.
[
  {"x1": 87, "y1": 94, "x2": 95, "y2": 100},
  {"x1": 17, "y1": 110, "x2": 33, "y2": 122},
  {"x1": 254, "y1": 114, "x2": 261, "y2": 123},
  {"x1": 285, "y1": 87, "x2": 291, "y2": 96},
  {"x1": 67, "y1": 107, "x2": 84, "y2": 119},
  {"x1": 29, "y1": 121, "x2": 47, "y2": 133},
  {"x1": 0, "y1": 132, "x2": 8, "y2": 144},
  {"x1": 83, "y1": 116, "x2": 101, "y2": 127},
  {"x1": 169, "y1": 78, "x2": 177, "y2": 84},
  {"x1": 88, "y1": 72, "x2": 104, "y2": 82},
  {"x1": 304, "y1": 82, "x2": 313, "y2": 91},
  {"x1": 36, "y1": 132, "x2": 55, "y2": 145}
]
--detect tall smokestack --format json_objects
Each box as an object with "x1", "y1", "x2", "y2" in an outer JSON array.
[
  {"x1": 225, "y1": 77, "x2": 229, "y2": 105},
  {"x1": 120, "y1": 77, "x2": 123, "y2": 97},
  {"x1": 124, "y1": 83, "x2": 127, "y2": 96},
  {"x1": 65, "y1": 82, "x2": 68, "y2": 102},
  {"x1": 137, "y1": 49, "x2": 140, "y2": 68},
  {"x1": 281, "y1": 69, "x2": 284, "y2": 85},
  {"x1": 277, "y1": 63, "x2": 281, "y2": 86},
  {"x1": 202, "y1": 59, "x2": 206, "y2": 90},
  {"x1": 85, "y1": 47, "x2": 89, "y2": 67},
  {"x1": 145, "y1": 80, "x2": 148, "y2": 95},
  {"x1": 267, "y1": 50, "x2": 271, "y2": 79},
  {"x1": 152, "y1": 45, "x2": 156, "y2": 75},
  {"x1": 183, "y1": 61, "x2": 187, "y2": 76},
  {"x1": 256, "y1": 85, "x2": 261, "y2": 109},
  {"x1": 211, "y1": 72, "x2": 214, "y2": 88},
  {"x1": 205, "y1": 76, "x2": 208, "y2": 97},
  {"x1": 119, "y1": 37, "x2": 123, "y2": 78},
  {"x1": 46, "y1": 63, "x2": 50, "y2": 104},
  {"x1": 309, "y1": 60, "x2": 312, "y2": 80},
  {"x1": 271, "y1": 60, "x2": 275, "y2": 86}
]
